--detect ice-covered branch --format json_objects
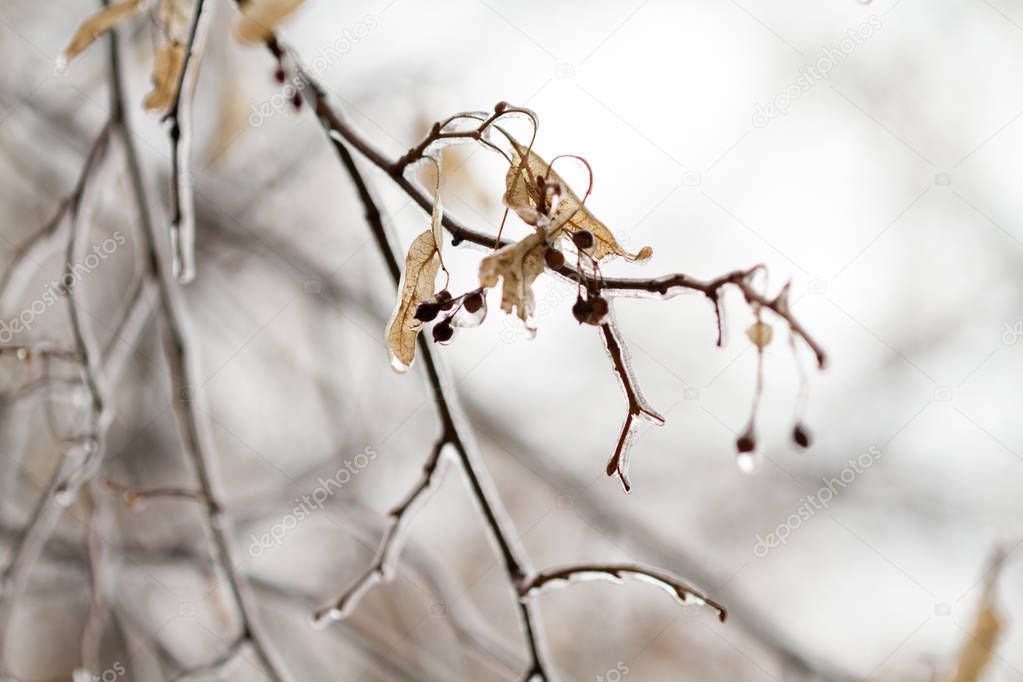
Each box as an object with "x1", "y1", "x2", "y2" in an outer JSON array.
[
  {"x1": 106, "y1": 21, "x2": 291, "y2": 682},
  {"x1": 162, "y1": 0, "x2": 210, "y2": 284},
  {"x1": 519, "y1": 563, "x2": 727, "y2": 623},
  {"x1": 313, "y1": 438, "x2": 448, "y2": 624},
  {"x1": 600, "y1": 319, "x2": 665, "y2": 492}
]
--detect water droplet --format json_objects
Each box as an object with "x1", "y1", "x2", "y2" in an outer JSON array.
[{"x1": 736, "y1": 452, "x2": 757, "y2": 474}]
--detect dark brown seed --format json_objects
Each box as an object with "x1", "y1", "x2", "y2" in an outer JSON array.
[
  {"x1": 291, "y1": 92, "x2": 302, "y2": 110},
  {"x1": 273, "y1": 67, "x2": 286, "y2": 83},
  {"x1": 436, "y1": 290, "x2": 454, "y2": 310},
  {"x1": 589, "y1": 296, "x2": 609, "y2": 318},
  {"x1": 495, "y1": 101, "x2": 508, "y2": 114},
  {"x1": 414, "y1": 302, "x2": 440, "y2": 322},
  {"x1": 572, "y1": 230, "x2": 595, "y2": 250},
  {"x1": 463, "y1": 292, "x2": 484, "y2": 314},
  {"x1": 433, "y1": 320, "x2": 454, "y2": 343},
  {"x1": 736, "y1": 435, "x2": 756, "y2": 453},
  {"x1": 792, "y1": 423, "x2": 811, "y2": 448},
  {"x1": 544, "y1": 248, "x2": 565, "y2": 269},
  {"x1": 572, "y1": 296, "x2": 592, "y2": 324}
]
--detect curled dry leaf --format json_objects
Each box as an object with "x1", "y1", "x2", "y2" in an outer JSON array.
[
  {"x1": 746, "y1": 320, "x2": 773, "y2": 349},
  {"x1": 236, "y1": 0, "x2": 306, "y2": 44},
  {"x1": 143, "y1": 41, "x2": 186, "y2": 112},
  {"x1": 479, "y1": 228, "x2": 548, "y2": 327},
  {"x1": 60, "y1": 0, "x2": 145, "y2": 66},
  {"x1": 387, "y1": 230, "x2": 441, "y2": 373},
  {"x1": 504, "y1": 138, "x2": 652, "y2": 263},
  {"x1": 157, "y1": 0, "x2": 192, "y2": 40}
]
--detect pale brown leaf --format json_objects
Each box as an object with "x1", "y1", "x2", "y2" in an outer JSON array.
[
  {"x1": 236, "y1": 0, "x2": 306, "y2": 44},
  {"x1": 60, "y1": 0, "x2": 144, "y2": 66},
  {"x1": 504, "y1": 138, "x2": 652, "y2": 263},
  {"x1": 143, "y1": 41, "x2": 186, "y2": 112},
  {"x1": 387, "y1": 230, "x2": 441, "y2": 373},
  {"x1": 478, "y1": 228, "x2": 548, "y2": 326},
  {"x1": 157, "y1": 0, "x2": 192, "y2": 41}
]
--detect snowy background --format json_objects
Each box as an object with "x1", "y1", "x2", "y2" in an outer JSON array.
[{"x1": 1, "y1": 0, "x2": 1022, "y2": 680}]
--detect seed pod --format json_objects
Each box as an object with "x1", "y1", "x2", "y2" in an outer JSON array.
[
  {"x1": 792, "y1": 423, "x2": 812, "y2": 449},
  {"x1": 433, "y1": 320, "x2": 454, "y2": 343},
  {"x1": 572, "y1": 296, "x2": 592, "y2": 324},
  {"x1": 436, "y1": 290, "x2": 455, "y2": 310},
  {"x1": 414, "y1": 302, "x2": 440, "y2": 322},
  {"x1": 572, "y1": 230, "x2": 595, "y2": 251},
  {"x1": 463, "y1": 291, "x2": 484, "y2": 314},
  {"x1": 544, "y1": 248, "x2": 565, "y2": 269}
]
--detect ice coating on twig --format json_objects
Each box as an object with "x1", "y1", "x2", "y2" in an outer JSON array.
[
  {"x1": 520, "y1": 563, "x2": 726, "y2": 622},
  {"x1": 312, "y1": 442, "x2": 453, "y2": 626}
]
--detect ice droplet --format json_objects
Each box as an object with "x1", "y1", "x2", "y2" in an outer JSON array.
[
  {"x1": 736, "y1": 452, "x2": 757, "y2": 474},
  {"x1": 54, "y1": 487, "x2": 77, "y2": 507}
]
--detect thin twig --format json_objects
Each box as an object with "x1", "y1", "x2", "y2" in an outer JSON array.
[
  {"x1": 162, "y1": 0, "x2": 209, "y2": 283},
  {"x1": 519, "y1": 563, "x2": 727, "y2": 622},
  {"x1": 106, "y1": 20, "x2": 291, "y2": 682},
  {"x1": 313, "y1": 438, "x2": 448, "y2": 623},
  {"x1": 600, "y1": 319, "x2": 664, "y2": 492},
  {"x1": 0, "y1": 121, "x2": 112, "y2": 656},
  {"x1": 291, "y1": 64, "x2": 553, "y2": 679}
]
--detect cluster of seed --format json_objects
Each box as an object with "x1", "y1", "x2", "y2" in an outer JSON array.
[{"x1": 415, "y1": 289, "x2": 485, "y2": 344}]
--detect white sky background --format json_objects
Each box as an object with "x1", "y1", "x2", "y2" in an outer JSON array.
[{"x1": 3, "y1": 0, "x2": 1023, "y2": 680}]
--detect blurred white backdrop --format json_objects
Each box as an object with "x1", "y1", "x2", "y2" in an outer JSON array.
[{"x1": 2, "y1": 0, "x2": 1023, "y2": 680}]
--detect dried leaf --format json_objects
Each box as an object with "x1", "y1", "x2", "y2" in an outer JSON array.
[
  {"x1": 746, "y1": 321, "x2": 773, "y2": 349},
  {"x1": 157, "y1": 0, "x2": 192, "y2": 41},
  {"x1": 60, "y1": 0, "x2": 144, "y2": 66},
  {"x1": 952, "y1": 552, "x2": 1004, "y2": 682},
  {"x1": 479, "y1": 228, "x2": 548, "y2": 326},
  {"x1": 236, "y1": 0, "x2": 306, "y2": 44},
  {"x1": 504, "y1": 138, "x2": 652, "y2": 263},
  {"x1": 952, "y1": 598, "x2": 1001, "y2": 682},
  {"x1": 143, "y1": 41, "x2": 186, "y2": 112},
  {"x1": 387, "y1": 230, "x2": 441, "y2": 373}
]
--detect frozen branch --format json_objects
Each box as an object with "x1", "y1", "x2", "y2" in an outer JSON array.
[
  {"x1": 519, "y1": 563, "x2": 727, "y2": 623},
  {"x1": 313, "y1": 438, "x2": 448, "y2": 624},
  {"x1": 163, "y1": 0, "x2": 210, "y2": 284},
  {"x1": 106, "y1": 19, "x2": 291, "y2": 682},
  {"x1": 600, "y1": 319, "x2": 664, "y2": 492}
]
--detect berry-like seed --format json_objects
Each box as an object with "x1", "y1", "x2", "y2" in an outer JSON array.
[
  {"x1": 414, "y1": 302, "x2": 440, "y2": 322},
  {"x1": 495, "y1": 101, "x2": 508, "y2": 114},
  {"x1": 736, "y1": 434, "x2": 756, "y2": 453},
  {"x1": 273, "y1": 67, "x2": 286, "y2": 83},
  {"x1": 464, "y1": 292, "x2": 484, "y2": 314},
  {"x1": 544, "y1": 248, "x2": 565, "y2": 269},
  {"x1": 587, "y1": 296, "x2": 609, "y2": 324},
  {"x1": 572, "y1": 296, "x2": 592, "y2": 324},
  {"x1": 291, "y1": 92, "x2": 302, "y2": 110},
  {"x1": 792, "y1": 423, "x2": 811, "y2": 448},
  {"x1": 572, "y1": 230, "x2": 595, "y2": 250},
  {"x1": 433, "y1": 320, "x2": 454, "y2": 343}
]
